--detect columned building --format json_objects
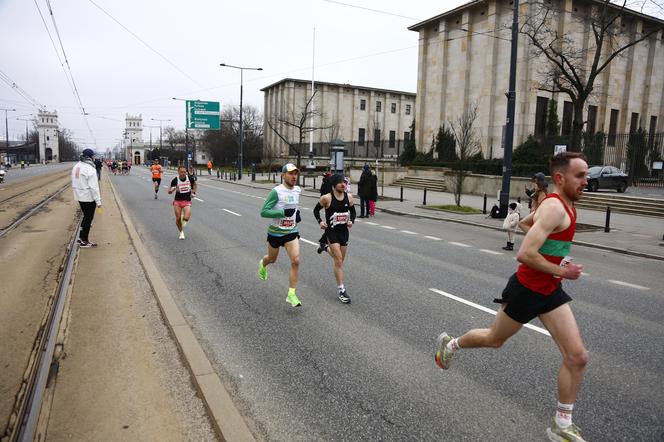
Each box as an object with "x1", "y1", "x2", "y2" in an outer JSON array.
[
  {"x1": 409, "y1": 0, "x2": 664, "y2": 158},
  {"x1": 262, "y1": 78, "x2": 416, "y2": 161},
  {"x1": 37, "y1": 110, "x2": 59, "y2": 162},
  {"x1": 124, "y1": 113, "x2": 146, "y2": 165}
]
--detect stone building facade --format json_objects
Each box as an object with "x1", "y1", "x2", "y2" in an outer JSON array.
[
  {"x1": 37, "y1": 110, "x2": 59, "y2": 162},
  {"x1": 409, "y1": 0, "x2": 664, "y2": 158},
  {"x1": 261, "y1": 78, "x2": 416, "y2": 160},
  {"x1": 124, "y1": 113, "x2": 146, "y2": 165}
]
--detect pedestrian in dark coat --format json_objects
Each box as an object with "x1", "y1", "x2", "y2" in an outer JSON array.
[
  {"x1": 357, "y1": 164, "x2": 372, "y2": 217},
  {"x1": 368, "y1": 170, "x2": 378, "y2": 216},
  {"x1": 320, "y1": 171, "x2": 333, "y2": 196}
]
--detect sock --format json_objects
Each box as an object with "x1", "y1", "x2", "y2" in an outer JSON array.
[
  {"x1": 555, "y1": 402, "x2": 574, "y2": 428},
  {"x1": 446, "y1": 338, "x2": 461, "y2": 353},
  {"x1": 338, "y1": 284, "x2": 345, "y2": 293}
]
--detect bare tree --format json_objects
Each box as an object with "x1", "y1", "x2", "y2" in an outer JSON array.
[
  {"x1": 521, "y1": 0, "x2": 664, "y2": 150},
  {"x1": 267, "y1": 90, "x2": 333, "y2": 169},
  {"x1": 449, "y1": 103, "x2": 482, "y2": 207}
]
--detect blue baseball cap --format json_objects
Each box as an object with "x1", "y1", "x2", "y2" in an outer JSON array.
[{"x1": 82, "y1": 148, "x2": 95, "y2": 158}]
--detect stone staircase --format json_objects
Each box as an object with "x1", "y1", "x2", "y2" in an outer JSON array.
[
  {"x1": 576, "y1": 193, "x2": 664, "y2": 218},
  {"x1": 392, "y1": 176, "x2": 447, "y2": 192}
]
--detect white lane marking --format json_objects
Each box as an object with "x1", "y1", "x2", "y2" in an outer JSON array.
[
  {"x1": 449, "y1": 242, "x2": 471, "y2": 248},
  {"x1": 424, "y1": 235, "x2": 442, "y2": 241},
  {"x1": 581, "y1": 272, "x2": 590, "y2": 277},
  {"x1": 429, "y1": 288, "x2": 551, "y2": 337},
  {"x1": 608, "y1": 280, "x2": 650, "y2": 290},
  {"x1": 193, "y1": 197, "x2": 204, "y2": 202},
  {"x1": 365, "y1": 221, "x2": 379, "y2": 225},
  {"x1": 400, "y1": 230, "x2": 417, "y2": 235},
  {"x1": 381, "y1": 225, "x2": 396, "y2": 230},
  {"x1": 222, "y1": 209, "x2": 241, "y2": 217},
  {"x1": 300, "y1": 238, "x2": 318, "y2": 246},
  {"x1": 479, "y1": 249, "x2": 503, "y2": 255},
  {"x1": 301, "y1": 207, "x2": 312, "y2": 210}
]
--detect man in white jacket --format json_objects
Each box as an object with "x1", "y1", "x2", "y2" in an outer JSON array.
[{"x1": 71, "y1": 148, "x2": 102, "y2": 248}]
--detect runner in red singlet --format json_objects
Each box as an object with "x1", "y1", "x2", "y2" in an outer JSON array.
[{"x1": 433, "y1": 152, "x2": 590, "y2": 442}]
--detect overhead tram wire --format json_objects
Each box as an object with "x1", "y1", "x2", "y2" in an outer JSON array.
[
  {"x1": 87, "y1": 0, "x2": 205, "y2": 89},
  {"x1": 0, "y1": 69, "x2": 46, "y2": 110},
  {"x1": 35, "y1": 0, "x2": 97, "y2": 146}
]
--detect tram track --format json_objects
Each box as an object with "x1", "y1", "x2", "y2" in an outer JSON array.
[{"x1": 0, "y1": 184, "x2": 71, "y2": 239}]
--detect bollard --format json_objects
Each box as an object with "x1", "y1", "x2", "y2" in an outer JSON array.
[
  {"x1": 280, "y1": 175, "x2": 283, "y2": 184},
  {"x1": 604, "y1": 206, "x2": 611, "y2": 232},
  {"x1": 251, "y1": 171, "x2": 256, "y2": 182},
  {"x1": 423, "y1": 188, "x2": 427, "y2": 206},
  {"x1": 400, "y1": 186, "x2": 403, "y2": 202},
  {"x1": 483, "y1": 193, "x2": 487, "y2": 214},
  {"x1": 314, "y1": 177, "x2": 317, "y2": 189},
  {"x1": 273, "y1": 173, "x2": 276, "y2": 184},
  {"x1": 517, "y1": 196, "x2": 521, "y2": 204},
  {"x1": 217, "y1": 169, "x2": 220, "y2": 179}
]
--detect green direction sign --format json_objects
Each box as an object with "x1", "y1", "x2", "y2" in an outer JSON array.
[{"x1": 186, "y1": 100, "x2": 220, "y2": 130}]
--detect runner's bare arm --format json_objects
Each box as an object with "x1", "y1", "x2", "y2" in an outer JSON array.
[{"x1": 519, "y1": 211, "x2": 534, "y2": 233}]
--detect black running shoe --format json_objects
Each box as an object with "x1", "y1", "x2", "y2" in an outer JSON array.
[
  {"x1": 338, "y1": 290, "x2": 351, "y2": 304},
  {"x1": 317, "y1": 243, "x2": 328, "y2": 254},
  {"x1": 79, "y1": 241, "x2": 98, "y2": 248}
]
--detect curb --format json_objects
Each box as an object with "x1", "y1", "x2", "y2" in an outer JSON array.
[
  {"x1": 379, "y1": 207, "x2": 664, "y2": 262},
  {"x1": 107, "y1": 178, "x2": 255, "y2": 442}
]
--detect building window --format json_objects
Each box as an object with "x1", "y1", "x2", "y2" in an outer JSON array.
[
  {"x1": 561, "y1": 101, "x2": 573, "y2": 136},
  {"x1": 587, "y1": 105, "x2": 598, "y2": 134},
  {"x1": 358, "y1": 128, "x2": 365, "y2": 146},
  {"x1": 405, "y1": 104, "x2": 411, "y2": 115},
  {"x1": 376, "y1": 101, "x2": 382, "y2": 112},
  {"x1": 630, "y1": 112, "x2": 639, "y2": 133},
  {"x1": 373, "y1": 129, "x2": 381, "y2": 147},
  {"x1": 404, "y1": 131, "x2": 410, "y2": 141},
  {"x1": 46, "y1": 136, "x2": 50, "y2": 141},
  {"x1": 391, "y1": 103, "x2": 396, "y2": 114},
  {"x1": 360, "y1": 99, "x2": 366, "y2": 110},
  {"x1": 535, "y1": 96, "x2": 548, "y2": 138},
  {"x1": 649, "y1": 116, "x2": 657, "y2": 135},
  {"x1": 608, "y1": 109, "x2": 619, "y2": 145},
  {"x1": 389, "y1": 130, "x2": 396, "y2": 148}
]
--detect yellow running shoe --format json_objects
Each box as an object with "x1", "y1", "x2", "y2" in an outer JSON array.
[
  {"x1": 258, "y1": 259, "x2": 268, "y2": 281},
  {"x1": 286, "y1": 288, "x2": 301, "y2": 307}
]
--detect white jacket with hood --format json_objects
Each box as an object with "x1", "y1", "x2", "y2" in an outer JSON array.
[{"x1": 71, "y1": 157, "x2": 101, "y2": 205}]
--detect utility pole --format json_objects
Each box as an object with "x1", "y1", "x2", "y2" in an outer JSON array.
[
  {"x1": 499, "y1": 0, "x2": 519, "y2": 218},
  {"x1": 2, "y1": 108, "x2": 16, "y2": 163},
  {"x1": 151, "y1": 118, "x2": 171, "y2": 160}
]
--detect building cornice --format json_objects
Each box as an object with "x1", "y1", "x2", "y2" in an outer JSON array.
[{"x1": 260, "y1": 78, "x2": 415, "y2": 97}]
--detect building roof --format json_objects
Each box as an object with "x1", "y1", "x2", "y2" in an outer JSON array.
[
  {"x1": 260, "y1": 78, "x2": 415, "y2": 97},
  {"x1": 408, "y1": 0, "x2": 664, "y2": 32}
]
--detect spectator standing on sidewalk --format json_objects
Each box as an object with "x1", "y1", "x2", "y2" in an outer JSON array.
[
  {"x1": 526, "y1": 172, "x2": 548, "y2": 212},
  {"x1": 501, "y1": 202, "x2": 520, "y2": 250},
  {"x1": 71, "y1": 148, "x2": 102, "y2": 248},
  {"x1": 369, "y1": 168, "x2": 378, "y2": 217},
  {"x1": 94, "y1": 157, "x2": 103, "y2": 181},
  {"x1": 320, "y1": 170, "x2": 333, "y2": 196},
  {"x1": 357, "y1": 164, "x2": 372, "y2": 218}
]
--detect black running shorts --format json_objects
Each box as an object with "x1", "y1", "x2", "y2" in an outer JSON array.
[
  {"x1": 267, "y1": 232, "x2": 299, "y2": 248},
  {"x1": 152, "y1": 178, "x2": 161, "y2": 185},
  {"x1": 493, "y1": 273, "x2": 572, "y2": 324},
  {"x1": 325, "y1": 228, "x2": 349, "y2": 246}
]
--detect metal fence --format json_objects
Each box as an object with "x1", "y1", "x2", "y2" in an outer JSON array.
[{"x1": 593, "y1": 131, "x2": 664, "y2": 187}]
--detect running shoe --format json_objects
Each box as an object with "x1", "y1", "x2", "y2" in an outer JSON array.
[
  {"x1": 178, "y1": 231, "x2": 185, "y2": 240},
  {"x1": 76, "y1": 238, "x2": 83, "y2": 245},
  {"x1": 286, "y1": 289, "x2": 302, "y2": 307},
  {"x1": 79, "y1": 241, "x2": 98, "y2": 248},
  {"x1": 258, "y1": 260, "x2": 268, "y2": 281},
  {"x1": 154, "y1": 194, "x2": 158, "y2": 199},
  {"x1": 317, "y1": 243, "x2": 328, "y2": 254},
  {"x1": 546, "y1": 418, "x2": 586, "y2": 442},
  {"x1": 338, "y1": 290, "x2": 351, "y2": 304},
  {"x1": 434, "y1": 332, "x2": 455, "y2": 370}
]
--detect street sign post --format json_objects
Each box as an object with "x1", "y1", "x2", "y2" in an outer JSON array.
[{"x1": 186, "y1": 100, "x2": 220, "y2": 130}]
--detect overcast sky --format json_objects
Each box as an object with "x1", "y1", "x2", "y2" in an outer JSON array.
[
  {"x1": 0, "y1": 0, "x2": 467, "y2": 149},
  {"x1": 1, "y1": 1, "x2": 660, "y2": 150}
]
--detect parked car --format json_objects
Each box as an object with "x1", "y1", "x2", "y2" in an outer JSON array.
[{"x1": 586, "y1": 165, "x2": 629, "y2": 193}]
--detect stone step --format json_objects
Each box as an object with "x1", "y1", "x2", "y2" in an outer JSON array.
[
  {"x1": 574, "y1": 203, "x2": 664, "y2": 218},
  {"x1": 392, "y1": 177, "x2": 447, "y2": 192}
]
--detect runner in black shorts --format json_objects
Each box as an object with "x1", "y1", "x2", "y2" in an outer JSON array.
[
  {"x1": 150, "y1": 159, "x2": 163, "y2": 199},
  {"x1": 314, "y1": 173, "x2": 356, "y2": 303}
]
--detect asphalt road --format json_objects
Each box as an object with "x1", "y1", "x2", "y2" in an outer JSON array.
[
  {"x1": 112, "y1": 166, "x2": 664, "y2": 441},
  {"x1": 0, "y1": 162, "x2": 72, "y2": 185}
]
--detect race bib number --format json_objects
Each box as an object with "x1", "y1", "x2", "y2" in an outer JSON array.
[
  {"x1": 177, "y1": 183, "x2": 191, "y2": 193},
  {"x1": 279, "y1": 218, "x2": 295, "y2": 228},
  {"x1": 333, "y1": 213, "x2": 349, "y2": 225}
]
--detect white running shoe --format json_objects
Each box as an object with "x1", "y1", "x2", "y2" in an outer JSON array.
[{"x1": 178, "y1": 231, "x2": 185, "y2": 240}]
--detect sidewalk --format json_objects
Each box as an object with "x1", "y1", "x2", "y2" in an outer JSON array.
[
  {"x1": 46, "y1": 175, "x2": 217, "y2": 441},
  {"x1": 218, "y1": 173, "x2": 664, "y2": 261}
]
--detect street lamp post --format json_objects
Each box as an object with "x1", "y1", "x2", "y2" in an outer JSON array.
[
  {"x1": 151, "y1": 118, "x2": 171, "y2": 161},
  {"x1": 172, "y1": 97, "x2": 199, "y2": 169},
  {"x1": 16, "y1": 115, "x2": 34, "y2": 163},
  {"x1": 220, "y1": 63, "x2": 262, "y2": 180},
  {"x1": 1, "y1": 108, "x2": 16, "y2": 164}
]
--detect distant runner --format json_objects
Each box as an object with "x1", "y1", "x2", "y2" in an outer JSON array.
[
  {"x1": 434, "y1": 152, "x2": 590, "y2": 442},
  {"x1": 258, "y1": 163, "x2": 302, "y2": 307},
  {"x1": 168, "y1": 165, "x2": 197, "y2": 240},
  {"x1": 150, "y1": 159, "x2": 163, "y2": 199}
]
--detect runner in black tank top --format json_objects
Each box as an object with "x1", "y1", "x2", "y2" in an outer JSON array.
[{"x1": 314, "y1": 173, "x2": 356, "y2": 303}]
